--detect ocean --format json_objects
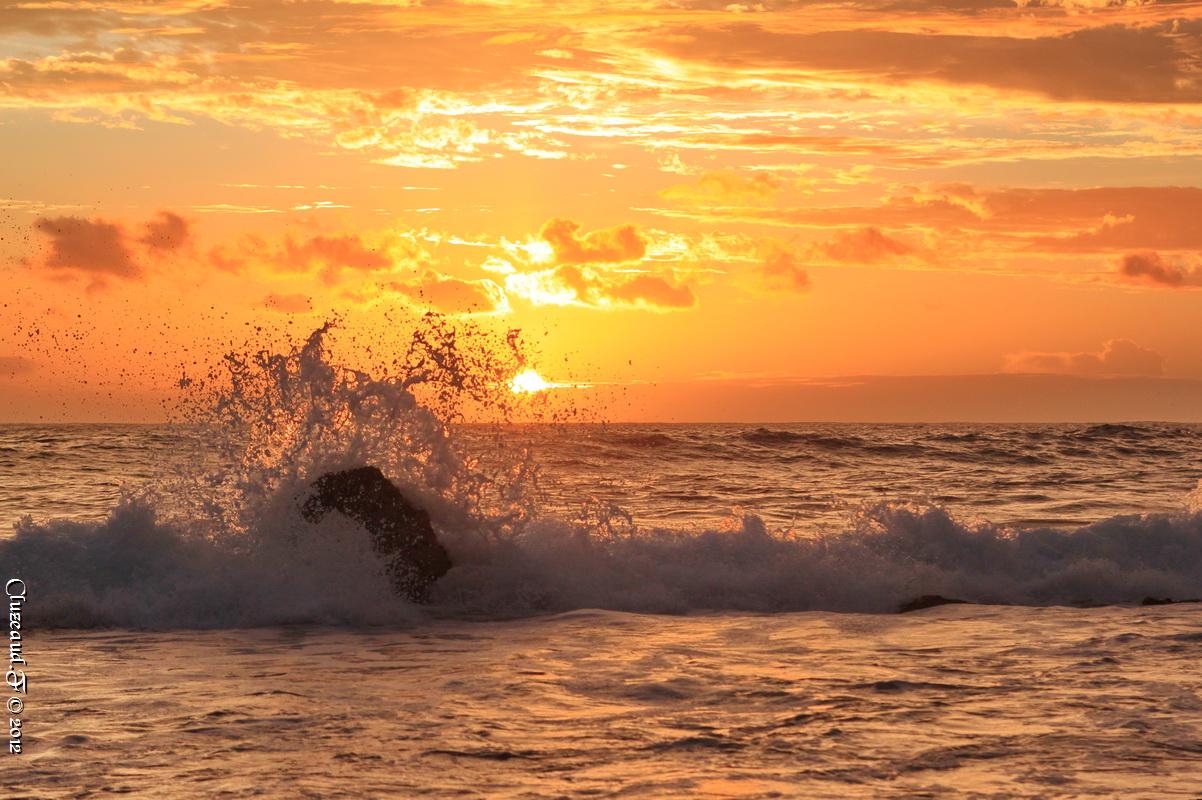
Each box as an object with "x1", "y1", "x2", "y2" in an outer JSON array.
[{"x1": 3, "y1": 327, "x2": 1202, "y2": 796}]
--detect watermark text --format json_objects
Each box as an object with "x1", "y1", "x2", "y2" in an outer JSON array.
[{"x1": 7, "y1": 578, "x2": 26, "y2": 755}]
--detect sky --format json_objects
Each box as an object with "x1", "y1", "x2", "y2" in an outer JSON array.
[{"x1": 2, "y1": 0, "x2": 1202, "y2": 422}]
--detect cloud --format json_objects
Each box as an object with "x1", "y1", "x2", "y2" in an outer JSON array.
[
  {"x1": 495, "y1": 217, "x2": 698, "y2": 310},
  {"x1": 3, "y1": 0, "x2": 1198, "y2": 207},
  {"x1": 605, "y1": 274, "x2": 697, "y2": 309},
  {"x1": 659, "y1": 185, "x2": 1202, "y2": 259},
  {"x1": 207, "y1": 244, "x2": 245, "y2": 273},
  {"x1": 738, "y1": 230, "x2": 912, "y2": 293},
  {"x1": 282, "y1": 233, "x2": 393, "y2": 282},
  {"x1": 504, "y1": 264, "x2": 696, "y2": 311},
  {"x1": 1003, "y1": 339, "x2": 1164, "y2": 377},
  {"x1": 1115, "y1": 251, "x2": 1202, "y2": 289},
  {"x1": 213, "y1": 229, "x2": 429, "y2": 284},
  {"x1": 386, "y1": 272, "x2": 510, "y2": 315},
  {"x1": 816, "y1": 226, "x2": 915, "y2": 263},
  {"x1": 30, "y1": 209, "x2": 194, "y2": 285},
  {"x1": 656, "y1": 20, "x2": 1202, "y2": 104},
  {"x1": 0, "y1": 11, "x2": 575, "y2": 168},
  {"x1": 1015, "y1": 187, "x2": 1202, "y2": 252},
  {"x1": 759, "y1": 241, "x2": 810, "y2": 291},
  {"x1": 140, "y1": 211, "x2": 190, "y2": 252},
  {"x1": 263, "y1": 293, "x2": 314, "y2": 314},
  {"x1": 540, "y1": 218, "x2": 647, "y2": 264},
  {"x1": 660, "y1": 170, "x2": 782, "y2": 205},
  {"x1": 33, "y1": 216, "x2": 142, "y2": 280},
  {"x1": 905, "y1": 185, "x2": 1202, "y2": 253}
]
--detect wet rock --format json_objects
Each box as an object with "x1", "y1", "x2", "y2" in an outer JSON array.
[
  {"x1": 898, "y1": 595, "x2": 969, "y2": 614},
  {"x1": 301, "y1": 466, "x2": 452, "y2": 602}
]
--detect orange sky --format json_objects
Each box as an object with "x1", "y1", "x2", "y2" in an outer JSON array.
[{"x1": 3, "y1": 0, "x2": 1202, "y2": 422}]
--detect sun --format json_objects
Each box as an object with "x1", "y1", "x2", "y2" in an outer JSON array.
[{"x1": 510, "y1": 368, "x2": 551, "y2": 394}]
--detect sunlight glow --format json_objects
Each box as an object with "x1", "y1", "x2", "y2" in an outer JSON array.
[
  {"x1": 524, "y1": 240, "x2": 555, "y2": 264},
  {"x1": 510, "y1": 369, "x2": 551, "y2": 394}
]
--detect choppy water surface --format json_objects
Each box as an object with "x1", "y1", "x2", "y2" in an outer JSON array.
[
  {"x1": 4, "y1": 421, "x2": 1201, "y2": 531},
  {"x1": 525, "y1": 421, "x2": 1202, "y2": 530},
  {"x1": 14, "y1": 607, "x2": 1202, "y2": 798}
]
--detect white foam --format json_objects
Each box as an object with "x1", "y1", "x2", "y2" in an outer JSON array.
[{"x1": 6, "y1": 498, "x2": 1202, "y2": 627}]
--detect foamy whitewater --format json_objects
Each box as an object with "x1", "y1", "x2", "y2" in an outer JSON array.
[{"x1": 3, "y1": 324, "x2": 1202, "y2": 796}]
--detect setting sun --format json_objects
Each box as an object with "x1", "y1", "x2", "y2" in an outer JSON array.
[{"x1": 510, "y1": 369, "x2": 551, "y2": 394}]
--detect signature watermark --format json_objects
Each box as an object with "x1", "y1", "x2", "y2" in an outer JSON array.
[{"x1": 6, "y1": 578, "x2": 26, "y2": 755}]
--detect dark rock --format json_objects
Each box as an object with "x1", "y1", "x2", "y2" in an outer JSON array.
[
  {"x1": 1141, "y1": 596, "x2": 1201, "y2": 606},
  {"x1": 898, "y1": 594, "x2": 969, "y2": 614},
  {"x1": 301, "y1": 466, "x2": 452, "y2": 602}
]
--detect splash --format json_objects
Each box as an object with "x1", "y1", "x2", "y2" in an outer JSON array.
[
  {"x1": 0, "y1": 316, "x2": 557, "y2": 627},
  {"x1": 166, "y1": 316, "x2": 542, "y2": 543}
]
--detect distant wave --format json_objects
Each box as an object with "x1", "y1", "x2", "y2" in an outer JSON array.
[
  {"x1": 605, "y1": 432, "x2": 678, "y2": 449},
  {"x1": 737, "y1": 428, "x2": 936, "y2": 459},
  {"x1": 729, "y1": 424, "x2": 1201, "y2": 467},
  {"x1": 927, "y1": 432, "x2": 985, "y2": 443},
  {"x1": 739, "y1": 428, "x2": 865, "y2": 449},
  {"x1": 1081, "y1": 422, "x2": 1154, "y2": 437},
  {"x1": 1077, "y1": 423, "x2": 1201, "y2": 442}
]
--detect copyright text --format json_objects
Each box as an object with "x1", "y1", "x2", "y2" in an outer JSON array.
[{"x1": 7, "y1": 578, "x2": 26, "y2": 755}]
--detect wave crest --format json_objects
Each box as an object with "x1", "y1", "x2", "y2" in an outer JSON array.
[{"x1": 7, "y1": 499, "x2": 1202, "y2": 627}]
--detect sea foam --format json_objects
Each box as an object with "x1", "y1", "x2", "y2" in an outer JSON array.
[{"x1": 5, "y1": 497, "x2": 1202, "y2": 627}]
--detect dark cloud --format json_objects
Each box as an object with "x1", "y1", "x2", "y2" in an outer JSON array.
[
  {"x1": 141, "y1": 211, "x2": 190, "y2": 252},
  {"x1": 33, "y1": 216, "x2": 141, "y2": 280},
  {"x1": 31, "y1": 209, "x2": 195, "y2": 285},
  {"x1": 1115, "y1": 251, "x2": 1202, "y2": 288},
  {"x1": 657, "y1": 20, "x2": 1202, "y2": 103},
  {"x1": 0, "y1": 5, "x2": 110, "y2": 37}
]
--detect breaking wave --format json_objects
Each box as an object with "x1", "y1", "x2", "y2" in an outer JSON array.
[
  {"x1": 6, "y1": 499, "x2": 1202, "y2": 627},
  {"x1": 3, "y1": 321, "x2": 1202, "y2": 628}
]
